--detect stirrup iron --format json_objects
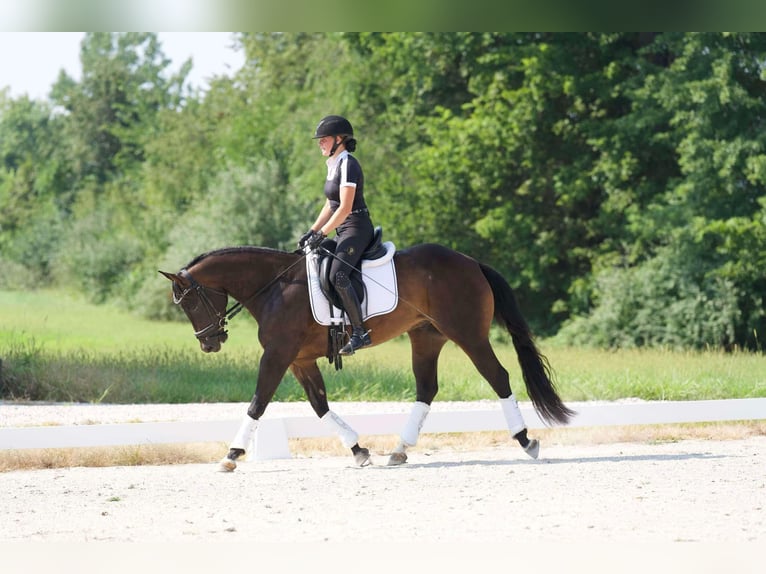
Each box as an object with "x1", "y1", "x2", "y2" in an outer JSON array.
[{"x1": 340, "y1": 328, "x2": 371, "y2": 356}]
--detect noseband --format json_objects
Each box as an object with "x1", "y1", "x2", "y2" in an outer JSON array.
[{"x1": 172, "y1": 269, "x2": 230, "y2": 343}]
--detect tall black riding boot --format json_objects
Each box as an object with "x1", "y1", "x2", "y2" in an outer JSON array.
[{"x1": 335, "y1": 272, "x2": 371, "y2": 355}]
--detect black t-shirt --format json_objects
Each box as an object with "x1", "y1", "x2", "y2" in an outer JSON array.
[{"x1": 324, "y1": 151, "x2": 366, "y2": 213}]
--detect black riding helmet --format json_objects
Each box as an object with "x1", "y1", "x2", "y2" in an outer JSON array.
[
  {"x1": 313, "y1": 115, "x2": 354, "y2": 139},
  {"x1": 313, "y1": 115, "x2": 356, "y2": 156}
]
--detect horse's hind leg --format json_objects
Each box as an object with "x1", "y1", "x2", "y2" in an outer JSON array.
[
  {"x1": 388, "y1": 324, "x2": 447, "y2": 466},
  {"x1": 457, "y1": 338, "x2": 540, "y2": 459},
  {"x1": 499, "y1": 394, "x2": 539, "y2": 459}
]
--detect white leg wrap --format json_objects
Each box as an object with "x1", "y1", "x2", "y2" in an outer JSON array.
[
  {"x1": 230, "y1": 414, "x2": 259, "y2": 450},
  {"x1": 321, "y1": 410, "x2": 359, "y2": 449},
  {"x1": 400, "y1": 401, "x2": 431, "y2": 447},
  {"x1": 500, "y1": 394, "x2": 527, "y2": 436}
]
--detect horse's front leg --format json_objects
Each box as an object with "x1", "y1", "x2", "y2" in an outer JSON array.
[
  {"x1": 388, "y1": 401, "x2": 431, "y2": 466},
  {"x1": 219, "y1": 349, "x2": 293, "y2": 472},
  {"x1": 218, "y1": 414, "x2": 259, "y2": 472},
  {"x1": 291, "y1": 359, "x2": 371, "y2": 467}
]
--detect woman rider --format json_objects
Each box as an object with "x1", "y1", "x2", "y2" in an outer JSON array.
[{"x1": 299, "y1": 115, "x2": 373, "y2": 355}]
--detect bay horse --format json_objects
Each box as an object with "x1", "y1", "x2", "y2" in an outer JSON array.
[{"x1": 160, "y1": 242, "x2": 574, "y2": 471}]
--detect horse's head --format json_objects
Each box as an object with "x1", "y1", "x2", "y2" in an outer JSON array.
[{"x1": 159, "y1": 269, "x2": 229, "y2": 353}]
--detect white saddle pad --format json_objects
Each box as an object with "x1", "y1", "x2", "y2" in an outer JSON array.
[{"x1": 306, "y1": 242, "x2": 399, "y2": 326}]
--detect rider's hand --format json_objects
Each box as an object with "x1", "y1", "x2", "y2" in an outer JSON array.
[
  {"x1": 305, "y1": 230, "x2": 326, "y2": 250},
  {"x1": 298, "y1": 230, "x2": 314, "y2": 248}
]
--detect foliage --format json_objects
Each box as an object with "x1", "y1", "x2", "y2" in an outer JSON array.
[
  {"x1": 2, "y1": 32, "x2": 766, "y2": 349},
  {"x1": 556, "y1": 241, "x2": 743, "y2": 349}
]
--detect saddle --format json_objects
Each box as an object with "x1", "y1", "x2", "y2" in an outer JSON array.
[
  {"x1": 305, "y1": 226, "x2": 398, "y2": 370},
  {"x1": 305, "y1": 226, "x2": 398, "y2": 327}
]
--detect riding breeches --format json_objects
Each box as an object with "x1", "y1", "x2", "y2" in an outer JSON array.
[{"x1": 329, "y1": 214, "x2": 373, "y2": 287}]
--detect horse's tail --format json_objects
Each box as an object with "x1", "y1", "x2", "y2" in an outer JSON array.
[{"x1": 479, "y1": 263, "x2": 575, "y2": 426}]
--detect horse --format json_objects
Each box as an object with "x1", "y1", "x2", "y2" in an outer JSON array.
[{"x1": 160, "y1": 241, "x2": 575, "y2": 471}]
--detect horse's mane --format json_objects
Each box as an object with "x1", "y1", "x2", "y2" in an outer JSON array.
[{"x1": 184, "y1": 246, "x2": 294, "y2": 269}]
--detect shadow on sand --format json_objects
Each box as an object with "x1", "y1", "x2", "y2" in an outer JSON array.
[{"x1": 367, "y1": 450, "x2": 730, "y2": 470}]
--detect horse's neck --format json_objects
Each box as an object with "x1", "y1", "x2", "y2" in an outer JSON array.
[{"x1": 196, "y1": 249, "x2": 298, "y2": 298}]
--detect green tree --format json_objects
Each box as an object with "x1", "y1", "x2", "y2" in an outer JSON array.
[
  {"x1": 42, "y1": 33, "x2": 192, "y2": 301},
  {"x1": 561, "y1": 32, "x2": 766, "y2": 349},
  {"x1": 360, "y1": 33, "x2": 648, "y2": 332},
  {"x1": 0, "y1": 92, "x2": 66, "y2": 281},
  {"x1": 50, "y1": 33, "x2": 189, "y2": 190}
]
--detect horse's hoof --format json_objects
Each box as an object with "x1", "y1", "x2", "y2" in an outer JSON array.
[
  {"x1": 218, "y1": 448, "x2": 245, "y2": 472},
  {"x1": 523, "y1": 438, "x2": 540, "y2": 459},
  {"x1": 387, "y1": 452, "x2": 408, "y2": 466},
  {"x1": 354, "y1": 448, "x2": 372, "y2": 467}
]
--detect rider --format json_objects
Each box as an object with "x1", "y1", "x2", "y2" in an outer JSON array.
[{"x1": 299, "y1": 115, "x2": 373, "y2": 355}]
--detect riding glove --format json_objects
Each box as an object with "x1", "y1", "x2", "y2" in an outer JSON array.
[
  {"x1": 305, "y1": 230, "x2": 326, "y2": 250},
  {"x1": 298, "y1": 230, "x2": 314, "y2": 248}
]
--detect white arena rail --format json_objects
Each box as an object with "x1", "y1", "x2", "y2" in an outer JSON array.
[{"x1": 1, "y1": 398, "x2": 765, "y2": 461}]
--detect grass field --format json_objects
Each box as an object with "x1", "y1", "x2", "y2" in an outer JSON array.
[{"x1": 2, "y1": 289, "x2": 766, "y2": 404}]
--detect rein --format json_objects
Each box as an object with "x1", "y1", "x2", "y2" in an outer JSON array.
[{"x1": 224, "y1": 254, "x2": 306, "y2": 320}]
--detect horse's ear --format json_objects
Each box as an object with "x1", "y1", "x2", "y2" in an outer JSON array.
[{"x1": 158, "y1": 270, "x2": 180, "y2": 282}]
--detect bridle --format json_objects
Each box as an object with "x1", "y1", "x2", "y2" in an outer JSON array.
[{"x1": 172, "y1": 269, "x2": 230, "y2": 344}]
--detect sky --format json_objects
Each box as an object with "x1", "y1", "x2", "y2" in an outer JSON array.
[{"x1": 0, "y1": 32, "x2": 245, "y2": 101}]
